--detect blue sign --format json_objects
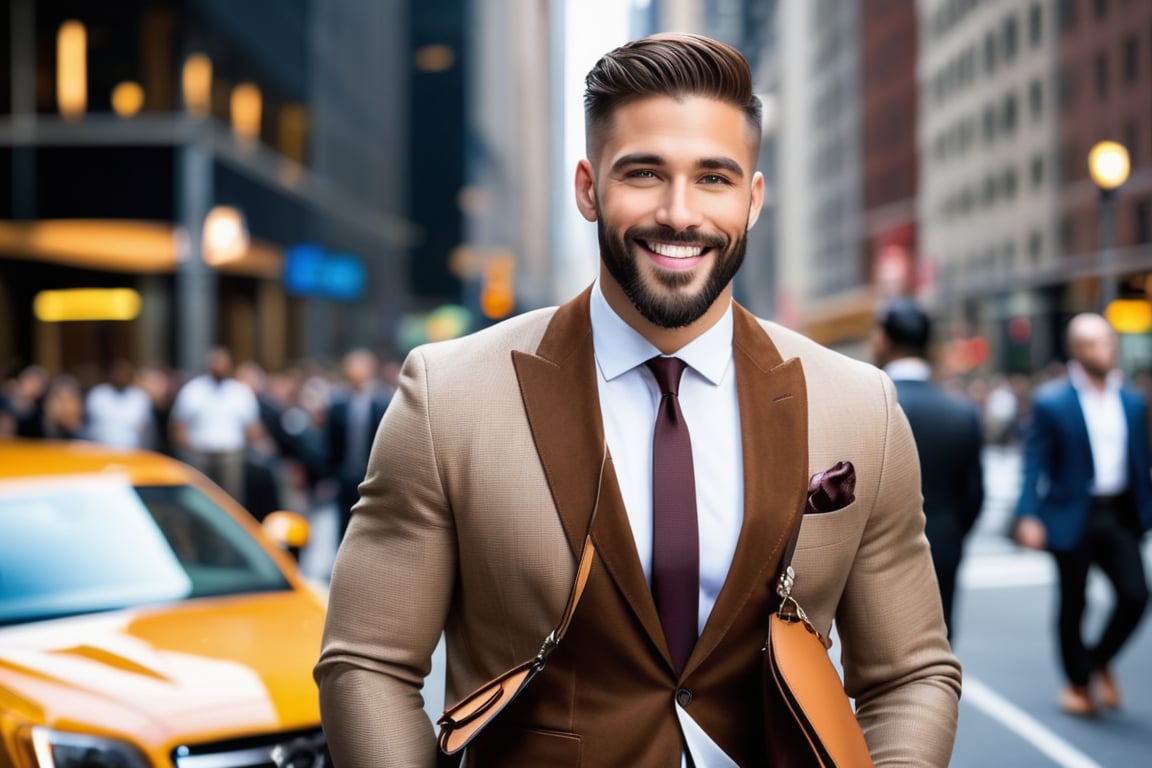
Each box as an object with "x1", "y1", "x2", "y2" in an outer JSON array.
[{"x1": 284, "y1": 244, "x2": 366, "y2": 301}]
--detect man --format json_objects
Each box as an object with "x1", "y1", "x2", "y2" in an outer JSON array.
[
  {"x1": 316, "y1": 33, "x2": 960, "y2": 766},
  {"x1": 84, "y1": 359, "x2": 154, "y2": 450},
  {"x1": 323, "y1": 348, "x2": 391, "y2": 544},
  {"x1": 872, "y1": 298, "x2": 985, "y2": 640},
  {"x1": 169, "y1": 346, "x2": 262, "y2": 505},
  {"x1": 1014, "y1": 312, "x2": 1151, "y2": 716}
]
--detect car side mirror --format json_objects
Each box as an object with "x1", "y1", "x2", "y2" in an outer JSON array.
[{"x1": 262, "y1": 510, "x2": 311, "y2": 552}]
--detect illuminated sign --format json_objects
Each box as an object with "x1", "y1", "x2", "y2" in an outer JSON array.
[
  {"x1": 283, "y1": 244, "x2": 365, "y2": 301},
  {"x1": 34, "y1": 288, "x2": 142, "y2": 322}
]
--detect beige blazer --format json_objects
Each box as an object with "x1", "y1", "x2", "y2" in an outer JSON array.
[{"x1": 315, "y1": 288, "x2": 961, "y2": 767}]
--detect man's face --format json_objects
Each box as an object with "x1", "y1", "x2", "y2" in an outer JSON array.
[
  {"x1": 575, "y1": 95, "x2": 763, "y2": 329},
  {"x1": 1070, "y1": 317, "x2": 1118, "y2": 379}
]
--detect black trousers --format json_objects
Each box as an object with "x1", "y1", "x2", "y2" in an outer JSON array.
[{"x1": 1053, "y1": 495, "x2": 1149, "y2": 687}]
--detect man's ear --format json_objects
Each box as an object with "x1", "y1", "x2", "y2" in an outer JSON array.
[
  {"x1": 574, "y1": 159, "x2": 598, "y2": 222},
  {"x1": 746, "y1": 170, "x2": 765, "y2": 230}
]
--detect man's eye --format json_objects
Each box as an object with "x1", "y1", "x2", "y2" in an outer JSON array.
[
  {"x1": 700, "y1": 174, "x2": 730, "y2": 185},
  {"x1": 627, "y1": 169, "x2": 658, "y2": 179}
]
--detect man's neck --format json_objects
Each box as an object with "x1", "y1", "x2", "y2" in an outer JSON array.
[{"x1": 598, "y1": 267, "x2": 731, "y2": 355}]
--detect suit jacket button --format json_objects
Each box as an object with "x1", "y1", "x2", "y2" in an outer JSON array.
[{"x1": 676, "y1": 688, "x2": 693, "y2": 707}]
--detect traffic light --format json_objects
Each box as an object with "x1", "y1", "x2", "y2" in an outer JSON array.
[{"x1": 480, "y1": 253, "x2": 516, "y2": 319}]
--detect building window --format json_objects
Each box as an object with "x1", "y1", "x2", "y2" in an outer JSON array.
[
  {"x1": 1002, "y1": 92, "x2": 1018, "y2": 134},
  {"x1": 1061, "y1": 215, "x2": 1077, "y2": 252},
  {"x1": 1125, "y1": 121, "x2": 1139, "y2": 164},
  {"x1": 1003, "y1": 167, "x2": 1019, "y2": 199},
  {"x1": 1059, "y1": 67, "x2": 1076, "y2": 109},
  {"x1": 1124, "y1": 36, "x2": 1139, "y2": 83},
  {"x1": 1094, "y1": 0, "x2": 1108, "y2": 19},
  {"x1": 1029, "y1": 3, "x2": 1044, "y2": 46},
  {"x1": 1137, "y1": 200, "x2": 1151, "y2": 244},
  {"x1": 1059, "y1": 0, "x2": 1076, "y2": 32},
  {"x1": 985, "y1": 30, "x2": 998, "y2": 74},
  {"x1": 983, "y1": 103, "x2": 997, "y2": 142},
  {"x1": 1004, "y1": 15, "x2": 1019, "y2": 61},
  {"x1": 1031, "y1": 154, "x2": 1045, "y2": 186},
  {"x1": 1095, "y1": 53, "x2": 1109, "y2": 98},
  {"x1": 1029, "y1": 79, "x2": 1044, "y2": 118}
]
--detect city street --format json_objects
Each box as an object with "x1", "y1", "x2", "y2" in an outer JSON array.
[
  {"x1": 301, "y1": 444, "x2": 1152, "y2": 765},
  {"x1": 950, "y1": 445, "x2": 1152, "y2": 766}
]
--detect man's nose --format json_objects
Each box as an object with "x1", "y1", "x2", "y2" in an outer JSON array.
[{"x1": 654, "y1": 180, "x2": 704, "y2": 232}]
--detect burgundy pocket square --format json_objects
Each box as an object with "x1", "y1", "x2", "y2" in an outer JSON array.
[{"x1": 806, "y1": 460, "x2": 856, "y2": 514}]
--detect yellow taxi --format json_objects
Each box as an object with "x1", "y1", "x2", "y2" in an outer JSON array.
[{"x1": 0, "y1": 439, "x2": 329, "y2": 768}]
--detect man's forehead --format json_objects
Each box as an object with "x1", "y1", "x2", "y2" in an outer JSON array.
[{"x1": 595, "y1": 95, "x2": 758, "y2": 167}]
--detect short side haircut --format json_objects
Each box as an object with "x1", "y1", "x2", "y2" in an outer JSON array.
[{"x1": 583, "y1": 32, "x2": 762, "y2": 161}]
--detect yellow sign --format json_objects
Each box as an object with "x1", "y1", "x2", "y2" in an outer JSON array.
[
  {"x1": 33, "y1": 288, "x2": 142, "y2": 322},
  {"x1": 1105, "y1": 299, "x2": 1152, "y2": 334}
]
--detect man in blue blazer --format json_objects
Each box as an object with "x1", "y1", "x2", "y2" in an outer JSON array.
[
  {"x1": 874, "y1": 298, "x2": 985, "y2": 640},
  {"x1": 1014, "y1": 312, "x2": 1151, "y2": 716}
]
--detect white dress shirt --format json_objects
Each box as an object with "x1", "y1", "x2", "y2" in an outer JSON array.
[
  {"x1": 1069, "y1": 361, "x2": 1129, "y2": 496},
  {"x1": 589, "y1": 280, "x2": 744, "y2": 637}
]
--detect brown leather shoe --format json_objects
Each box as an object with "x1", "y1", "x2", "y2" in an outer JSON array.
[
  {"x1": 1094, "y1": 668, "x2": 1120, "y2": 710},
  {"x1": 1060, "y1": 685, "x2": 1097, "y2": 717}
]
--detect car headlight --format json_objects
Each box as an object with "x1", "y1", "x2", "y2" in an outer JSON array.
[{"x1": 30, "y1": 728, "x2": 150, "y2": 768}]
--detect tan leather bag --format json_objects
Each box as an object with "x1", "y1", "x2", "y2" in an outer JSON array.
[{"x1": 762, "y1": 525, "x2": 873, "y2": 767}]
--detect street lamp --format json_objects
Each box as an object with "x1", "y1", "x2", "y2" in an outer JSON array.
[{"x1": 1088, "y1": 140, "x2": 1130, "y2": 312}]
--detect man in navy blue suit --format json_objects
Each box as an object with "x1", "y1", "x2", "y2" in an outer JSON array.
[
  {"x1": 873, "y1": 298, "x2": 985, "y2": 640},
  {"x1": 325, "y1": 349, "x2": 392, "y2": 546},
  {"x1": 1014, "y1": 312, "x2": 1151, "y2": 716}
]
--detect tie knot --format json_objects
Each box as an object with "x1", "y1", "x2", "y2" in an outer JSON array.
[{"x1": 645, "y1": 356, "x2": 687, "y2": 397}]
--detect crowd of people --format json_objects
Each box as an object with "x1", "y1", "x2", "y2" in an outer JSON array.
[{"x1": 0, "y1": 347, "x2": 398, "y2": 532}]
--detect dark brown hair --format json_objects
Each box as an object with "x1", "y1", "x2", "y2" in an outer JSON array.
[{"x1": 583, "y1": 32, "x2": 762, "y2": 160}]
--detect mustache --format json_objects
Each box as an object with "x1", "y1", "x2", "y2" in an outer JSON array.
[{"x1": 626, "y1": 226, "x2": 727, "y2": 249}]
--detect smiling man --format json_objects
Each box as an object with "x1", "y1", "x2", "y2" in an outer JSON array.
[{"x1": 316, "y1": 33, "x2": 960, "y2": 767}]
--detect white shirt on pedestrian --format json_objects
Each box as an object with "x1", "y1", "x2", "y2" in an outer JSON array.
[
  {"x1": 1069, "y1": 361, "x2": 1129, "y2": 496},
  {"x1": 84, "y1": 383, "x2": 153, "y2": 449},
  {"x1": 170, "y1": 374, "x2": 259, "y2": 452}
]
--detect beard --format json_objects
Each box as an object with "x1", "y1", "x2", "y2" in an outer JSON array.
[{"x1": 597, "y1": 218, "x2": 747, "y2": 329}]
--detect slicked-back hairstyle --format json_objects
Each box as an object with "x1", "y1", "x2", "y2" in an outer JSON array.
[{"x1": 583, "y1": 32, "x2": 762, "y2": 161}]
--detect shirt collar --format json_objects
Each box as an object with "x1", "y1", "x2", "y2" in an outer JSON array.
[
  {"x1": 590, "y1": 279, "x2": 733, "y2": 385},
  {"x1": 883, "y1": 358, "x2": 932, "y2": 382},
  {"x1": 1068, "y1": 361, "x2": 1123, "y2": 395}
]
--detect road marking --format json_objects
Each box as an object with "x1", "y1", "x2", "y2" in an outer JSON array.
[{"x1": 964, "y1": 677, "x2": 1104, "y2": 768}]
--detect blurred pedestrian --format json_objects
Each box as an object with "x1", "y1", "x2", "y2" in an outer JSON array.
[
  {"x1": 136, "y1": 364, "x2": 176, "y2": 455},
  {"x1": 8, "y1": 365, "x2": 50, "y2": 437},
  {"x1": 316, "y1": 32, "x2": 959, "y2": 766},
  {"x1": 873, "y1": 298, "x2": 985, "y2": 640},
  {"x1": 85, "y1": 359, "x2": 153, "y2": 449},
  {"x1": 1014, "y1": 312, "x2": 1151, "y2": 716},
  {"x1": 322, "y1": 348, "x2": 390, "y2": 544},
  {"x1": 169, "y1": 346, "x2": 263, "y2": 505},
  {"x1": 39, "y1": 374, "x2": 86, "y2": 440}
]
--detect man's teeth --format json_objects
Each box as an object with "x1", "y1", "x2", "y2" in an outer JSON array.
[{"x1": 648, "y1": 242, "x2": 704, "y2": 259}]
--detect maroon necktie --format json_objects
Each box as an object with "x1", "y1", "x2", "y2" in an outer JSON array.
[{"x1": 645, "y1": 356, "x2": 699, "y2": 673}]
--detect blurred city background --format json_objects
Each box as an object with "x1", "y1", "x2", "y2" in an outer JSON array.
[{"x1": 2, "y1": 0, "x2": 1151, "y2": 765}]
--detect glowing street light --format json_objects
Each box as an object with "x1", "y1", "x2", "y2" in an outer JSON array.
[{"x1": 1088, "y1": 141, "x2": 1131, "y2": 313}]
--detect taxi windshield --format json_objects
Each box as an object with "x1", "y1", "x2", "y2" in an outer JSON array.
[{"x1": 0, "y1": 478, "x2": 291, "y2": 626}]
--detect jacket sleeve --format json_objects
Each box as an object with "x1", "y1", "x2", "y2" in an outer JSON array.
[
  {"x1": 962, "y1": 405, "x2": 985, "y2": 535},
  {"x1": 1015, "y1": 396, "x2": 1055, "y2": 521},
  {"x1": 314, "y1": 349, "x2": 452, "y2": 768},
  {"x1": 837, "y1": 373, "x2": 962, "y2": 766}
]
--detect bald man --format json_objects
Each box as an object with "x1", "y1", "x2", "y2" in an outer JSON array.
[{"x1": 1015, "y1": 313, "x2": 1151, "y2": 717}]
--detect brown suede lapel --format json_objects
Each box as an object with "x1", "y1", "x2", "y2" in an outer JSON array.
[
  {"x1": 684, "y1": 304, "x2": 808, "y2": 676},
  {"x1": 512, "y1": 287, "x2": 667, "y2": 654}
]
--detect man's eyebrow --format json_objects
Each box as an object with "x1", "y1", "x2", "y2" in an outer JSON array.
[
  {"x1": 698, "y1": 157, "x2": 745, "y2": 178},
  {"x1": 610, "y1": 153, "x2": 665, "y2": 173},
  {"x1": 609, "y1": 153, "x2": 746, "y2": 179}
]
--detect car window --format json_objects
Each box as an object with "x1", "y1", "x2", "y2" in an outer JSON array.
[{"x1": 0, "y1": 477, "x2": 291, "y2": 626}]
